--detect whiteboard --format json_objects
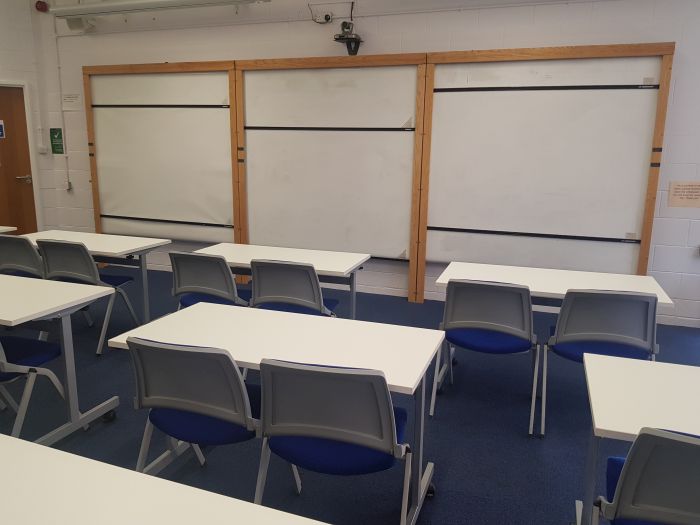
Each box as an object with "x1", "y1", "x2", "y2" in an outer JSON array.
[
  {"x1": 244, "y1": 67, "x2": 416, "y2": 128},
  {"x1": 91, "y1": 73, "x2": 229, "y2": 105},
  {"x1": 246, "y1": 130, "x2": 414, "y2": 258}
]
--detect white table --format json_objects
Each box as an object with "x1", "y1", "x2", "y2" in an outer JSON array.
[
  {"x1": 0, "y1": 226, "x2": 17, "y2": 233},
  {"x1": 23, "y1": 230, "x2": 171, "y2": 321},
  {"x1": 0, "y1": 434, "x2": 326, "y2": 525},
  {"x1": 196, "y1": 243, "x2": 370, "y2": 319},
  {"x1": 0, "y1": 274, "x2": 119, "y2": 446},
  {"x1": 579, "y1": 354, "x2": 700, "y2": 525},
  {"x1": 109, "y1": 302, "x2": 443, "y2": 525},
  {"x1": 435, "y1": 262, "x2": 673, "y2": 307}
]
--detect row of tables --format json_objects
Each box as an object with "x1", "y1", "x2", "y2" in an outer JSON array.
[{"x1": 0, "y1": 228, "x2": 695, "y2": 525}]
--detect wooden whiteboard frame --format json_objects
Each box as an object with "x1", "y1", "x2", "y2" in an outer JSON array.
[
  {"x1": 413, "y1": 42, "x2": 676, "y2": 302},
  {"x1": 235, "y1": 54, "x2": 427, "y2": 300},
  {"x1": 82, "y1": 61, "x2": 240, "y2": 241}
]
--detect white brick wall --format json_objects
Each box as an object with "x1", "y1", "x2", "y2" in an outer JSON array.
[{"x1": 3, "y1": 0, "x2": 700, "y2": 323}]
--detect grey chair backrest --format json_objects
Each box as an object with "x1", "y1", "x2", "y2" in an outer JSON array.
[
  {"x1": 443, "y1": 279, "x2": 534, "y2": 340},
  {"x1": 127, "y1": 337, "x2": 254, "y2": 429},
  {"x1": 552, "y1": 290, "x2": 657, "y2": 351},
  {"x1": 169, "y1": 251, "x2": 246, "y2": 305},
  {"x1": 259, "y1": 359, "x2": 402, "y2": 456},
  {"x1": 250, "y1": 259, "x2": 328, "y2": 314},
  {"x1": 37, "y1": 239, "x2": 101, "y2": 285},
  {"x1": 0, "y1": 235, "x2": 44, "y2": 278},
  {"x1": 600, "y1": 427, "x2": 700, "y2": 525}
]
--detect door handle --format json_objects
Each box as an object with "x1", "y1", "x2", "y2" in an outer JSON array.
[{"x1": 15, "y1": 175, "x2": 32, "y2": 184}]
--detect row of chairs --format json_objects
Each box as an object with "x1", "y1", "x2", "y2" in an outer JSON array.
[
  {"x1": 128, "y1": 337, "x2": 413, "y2": 525},
  {"x1": 430, "y1": 280, "x2": 658, "y2": 437}
]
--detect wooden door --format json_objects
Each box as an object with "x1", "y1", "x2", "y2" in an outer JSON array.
[{"x1": 0, "y1": 86, "x2": 37, "y2": 234}]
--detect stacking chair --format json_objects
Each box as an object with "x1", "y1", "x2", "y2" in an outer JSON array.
[
  {"x1": 255, "y1": 359, "x2": 412, "y2": 525},
  {"x1": 127, "y1": 337, "x2": 260, "y2": 475},
  {"x1": 250, "y1": 259, "x2": 338, "y2": 316},
  {"x1": 169, "y1": 251, "x2": 250, "y2": 310},
  {"x1": 0, "y1": 235, "x2": 44, "y2": 278},
  {"x1": 0, "y1": 336, "x2": 65, "y2": 437},
  {"x1": 37, "y1": 239, "x2": 139, "y2": 355},
  {"x1": 540, "y1": 290, "x2": 658, "y2": 436},
  {"x1": 592, "y1": 428, "x2": 700, "y2": 525},
  {"x1": 429, "y1": 280, "x2": 539, "y2": 434}
]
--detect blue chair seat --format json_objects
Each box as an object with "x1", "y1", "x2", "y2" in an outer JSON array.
[
  {"x1": 257, "y1": 297, "x2": 339, "y2": 317},
  {"x1": 149, "y1": 383, "x2": 261, "y2": 446},
  {"x1": 551, "y1": 341, "x2": 650, "y2": 364},
  {"x1": 268, "y1": 406, "x2": 407, "y2": 476},
  {"x1": 99, "y1": 273, "x2": 134, "y2": 287},
  {"x1": 0, "y1": 336, "x2": 61, "y2": 382},
  {"x1": 606, "y1": 456, "x2": 659, "y2": 525},
  {"x1": 179, "y1": 289, "x2": 251, "y2": 309},
  {"x1": 445, "y1": 328, "x2": 532, "y2": 354}
]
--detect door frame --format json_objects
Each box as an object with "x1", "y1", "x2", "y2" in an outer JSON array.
[{"x1": 0, "y1": 79, "x2": 44, "y2": 231}]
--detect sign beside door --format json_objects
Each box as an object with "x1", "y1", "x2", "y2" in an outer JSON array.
[
  {"x1": 50, "y1": 127, "x2": 64, "y2": 154},
  {"x1": 0, "y1": 119, "x2": 5, "y2": 139}
]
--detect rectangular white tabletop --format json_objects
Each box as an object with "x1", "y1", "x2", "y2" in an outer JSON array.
[
  {"x1": 22, "y1": 229, "x2": 171, "y2": 257},
  {"x1": 0, "y1": 274, "x2": 113, "y2": 326},
  {"x1": 435, "y1": 262, "x2": 673, "y2": 306},
  {"x1": 584, "y1": 354, "x2": 700, "y2": 441},
  {"x1": 0, "y1": 226, "x2": 16, "y2": 233},
  {"x1": 110, "y1": 302, "x2": 443, "y2": 395},
  {"x1": 0, "y1": 434, "x2": 325, "y2": 525},
  {"x1": 196, "y1": 243, "x2": 371, "y2": 278}
]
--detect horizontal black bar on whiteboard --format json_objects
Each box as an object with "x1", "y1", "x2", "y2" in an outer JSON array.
[
  {"x1": 101, "y1": 215, "x2": 233, "y2": 228},
  {"x1": 244, "y1": 126, "x2": 415, "y2": 132},
  {"x1": 427, "y1": 226, "x2": 641, "y2": 244},
  {"x1": 434, "y1": 84, "x2": 659, "y2": 93},
  {"x1": 92, "y1": 104, "x2": 229, "y2": 108},
  {"x1": 371, "y1": 256, "x2": 409, "y2": 263}
]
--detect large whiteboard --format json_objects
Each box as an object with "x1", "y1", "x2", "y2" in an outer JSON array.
[
  {"x1": 92, "y1": 73, "x2": 234, "y2": 241},
  {"x1": 244, "y1": 66, "x2": 417, "y2": 258},
  {"x1": 427, "y1": 57, "x2": 660, "y2": 271}
]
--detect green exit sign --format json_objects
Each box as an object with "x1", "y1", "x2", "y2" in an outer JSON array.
[{"x1": 50, "y1": 128, "x2": 64, "y2": 154}]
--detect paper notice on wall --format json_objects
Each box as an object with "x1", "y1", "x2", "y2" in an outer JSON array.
[
  {"x1": 61, "y1": 93, "x2": 82, "y2": 111},
  {"x1": 668, "y1": 182, "x2": 700, "y2": 207},
  {"x1": 0, "y1": 119, "x2": 4, "y2": 139}
]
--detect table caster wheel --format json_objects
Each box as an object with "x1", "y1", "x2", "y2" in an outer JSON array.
[
  {"x1": 426, "y1": 483, "x2": 436, "y2": 498},
  {"x1": 102, "y1": 409, "x2": 117, "y2": 423}
]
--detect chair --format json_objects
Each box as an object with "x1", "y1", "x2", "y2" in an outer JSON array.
[
  {"x1": 540, "y1": 290, "x2": 658, "y2": 436},
  {"x1": 126, "y1": 337, "x2": 260, "y2": 475},
  {"x1": 254, "y1": 359, "x2": 412, "y2": 525},
  {"x1": 250, "y1": 259, "x2": 338, "y2": 316},
  {"x1": 429, "y1": 280, "x2": 539, "y2": 434},
  {"x1": 37, "y1": 239, "x2": 140, "y2": 355},
  {"x1": 0, "y1": 235, "x2": 44, "y2": 278},
  {"x1": 169, "y1": 251, "x2": 250, "y2": 310},
  {"x1": 0, "y1": 336, "x2": 65, "y2": 437},
  {"x1": 593, "y1": 428, "x2": 700, "y2": 525}
]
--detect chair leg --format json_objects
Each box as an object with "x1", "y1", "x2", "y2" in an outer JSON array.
[
  {"x1": 82, "y1": 308, "x2": 94, "y2": 327},
  {"x1": 540, "y1": 345, "x2": 548, "y2": 437},
  {"x1": 11, "y1": 372, "x2": 37, "y2": 437},
  {"x1": 96, "y1": 293, "x2": 116, "y2": 356},
  {"x1": 136, "y1": 418, "x2": 155, "y2": 472},
  {"x1": 400, "y1": 451, "x2": 412, "y2": 525},
  {"x1": 176, "y1": 302, "x2": 183, "y2": 312},
  {"x1": 448, "y1": 344, "x2": 455, "y2": 385},
  {"x1": 429, "y1": 343, "x2": 442, "y2": 417},
  {"x1": 0, "y1": 385, "x2": 18, "y2": 413},
  {"x1": 529, "y1": 345, "x2": 540, "y2": 436},
  {"x1": 192, "y1": 444, "x2": 206, "y2": 467},
  {"x1": 254, "y1": 437, "x2": 272, "y2": 504},
  {"x1": 117, "y1": 287, "x2": 140, "y2": 326},
  {"x1": 291, "y1": 464, "x2": 302, "y2": 495}
]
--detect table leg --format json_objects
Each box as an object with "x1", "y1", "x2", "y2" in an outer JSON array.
[
  {"x1": 349, "y1": 271, "x2": 357, "y2": 320},
  {"x1": 407, "y1": 375, "x2": 435, "y2": 525},
  {"x1": 36, "y1": 313, "x2": 120, "y2": 447},
  {"x1": 579, "y1": 431, "x2": 600, "y2": 525},
  {"x1": 139, "y1": 253, "x2": 150, "y2": 322}
]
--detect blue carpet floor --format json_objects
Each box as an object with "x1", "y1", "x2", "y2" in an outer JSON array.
[{"x1": 2, "y1": 268, "x2": 699, "y2": 524}]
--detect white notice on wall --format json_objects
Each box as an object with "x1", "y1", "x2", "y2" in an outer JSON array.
[
  {"x1": 61, "y1": 93, "x2": 82, "y2": 111},
  {"x1": 668, "y1": 181, "x2": 700, "y2": 208}
]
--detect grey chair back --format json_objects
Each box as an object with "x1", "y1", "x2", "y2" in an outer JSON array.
[
  {"x1": 127, "y1": 337, "x2": 254, "y2": 429},
  {"x1": 37, "y1": 239, "x2": 101, "y2": 285},
  {"x1": 250, "y1": 259, "x2": 329, "y2": 314},
  {"x1": 552, "y1": 290, "x2": 657, "y2": 351},
  {"x1": 259, "y1": 359, "x2": 402, "y2": 456},
  {"x1": 0, "y1": 235, "x2": 44, "y2": 277},
  {"x1": 443, "y1": 279, "x2": 534, "y2": 340},
  {"x1": 169, "y1": 251, "x2": 246, "y2": 305},
  {"x1": 600, "y1": 428, "x2": 700, "y2": 525}
]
